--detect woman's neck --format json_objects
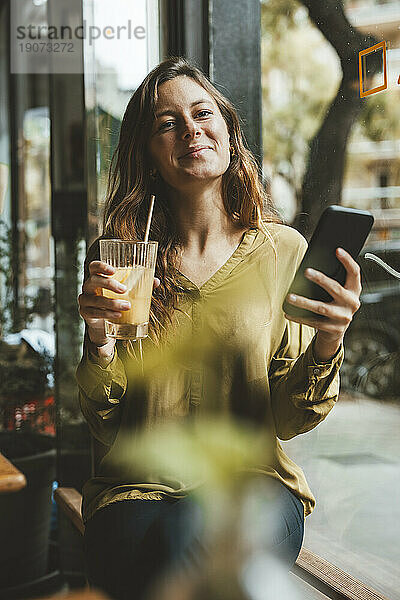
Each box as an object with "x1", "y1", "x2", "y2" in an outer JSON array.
[{"x1": 167, "y1": 181, "x2": 244, "y2": 254}]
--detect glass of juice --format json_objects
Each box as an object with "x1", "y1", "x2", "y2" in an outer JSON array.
[{"x1": 99, "y1": 239, "x2": 158, "y2": 340}]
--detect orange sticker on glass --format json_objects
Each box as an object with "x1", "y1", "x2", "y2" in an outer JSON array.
[{"x1": 359, "y1": 41, "x2": 387, "y2": 98}]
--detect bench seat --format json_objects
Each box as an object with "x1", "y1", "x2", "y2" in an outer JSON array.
[{"x1": 54, "y1": 487, "x2": 390, "y2": 600}]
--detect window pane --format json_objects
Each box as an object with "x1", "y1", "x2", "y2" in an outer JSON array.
[
  {"x1": 22, "y1": 105, "x2": 53, "y2": 333},
  {"x1": 83, "y1": 0, "x2": 161, "y2": 243},
  {"x1": 261, "y1": 1, "x2": 400, "y2": 597},
  {"x1": 0, "y1": 1, "x2": 11, "y2": 335},
  {"x1": 0, "y1": 0, "x2": 55, "y2": 436}
]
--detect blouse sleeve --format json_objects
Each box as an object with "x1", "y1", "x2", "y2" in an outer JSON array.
[
  {"x1": 269, "y1": 319, "x2": 344, "y2": 441},
  {"x1": 76, "y1": 331, "x2": 127, "y2": 447},
  {"x1": 75, "y1": 237, "x2": 128, "y2": 447}
]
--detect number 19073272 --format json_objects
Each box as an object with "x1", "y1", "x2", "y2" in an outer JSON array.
[{"x1": 18, "y1": 42, "x2": 75, "y2": 53}]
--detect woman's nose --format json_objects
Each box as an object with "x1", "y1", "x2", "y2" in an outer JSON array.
[{"x1": 181, "y1": 119, "x2": 201, "y2": 139}]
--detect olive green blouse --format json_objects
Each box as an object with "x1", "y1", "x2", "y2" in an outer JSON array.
[{"x1": 76, "y1": 223, "x2": 344, "y2": 523}]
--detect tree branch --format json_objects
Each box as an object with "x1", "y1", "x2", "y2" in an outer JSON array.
[{"x1": 295, "y1": 0, "x2": 380, "y2": 235}]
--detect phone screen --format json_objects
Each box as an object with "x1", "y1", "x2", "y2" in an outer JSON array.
[{"x1": 283, "y1": 206, "x2": 374, "y2": 319}]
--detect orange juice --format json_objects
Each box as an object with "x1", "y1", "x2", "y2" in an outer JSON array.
[
  {"x1": 99, "y1": 239, "x2": 158, "y2": 340},
  {"x1": 103, "y1": 265, "x2": 154, "y2": 326}
]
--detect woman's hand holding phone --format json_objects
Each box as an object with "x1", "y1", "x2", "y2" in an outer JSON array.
[{"x1": 284, "y1": 247, "x2": 362, "y2": 362}]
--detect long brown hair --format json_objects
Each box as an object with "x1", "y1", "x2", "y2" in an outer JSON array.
[{"x1": 102, "y1": 56, "x2": 279, "y2": 349}]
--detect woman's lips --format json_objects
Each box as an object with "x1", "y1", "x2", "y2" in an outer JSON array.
[{"x1": 179, "y1": 148, "x2": 211, "y2": 159}]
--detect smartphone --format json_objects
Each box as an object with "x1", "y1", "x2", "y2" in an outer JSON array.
[{"x1": 283, "y1": 205, "x2": 374, "y2": 319}]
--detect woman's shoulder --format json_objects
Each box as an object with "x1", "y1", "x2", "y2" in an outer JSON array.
[{"x1": 259, "y1": 220, "x2": 308, "y2": 255}]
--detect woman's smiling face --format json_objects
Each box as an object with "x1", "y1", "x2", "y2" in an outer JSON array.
[{"x1": 148, "y1": 75, "x2": 231, "y2": 191}]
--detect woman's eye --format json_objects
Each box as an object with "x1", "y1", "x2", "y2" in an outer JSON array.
[
  {"x1": 160, "y1": 121, "x2": 174, "y2": 131},
  {"x1": 159, "y1": 111, "x2": 211, "y2": 132}
]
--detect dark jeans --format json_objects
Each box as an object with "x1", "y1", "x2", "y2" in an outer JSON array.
[{"x1": 84, "y1": 477, "x2": 304, "y2": 600}]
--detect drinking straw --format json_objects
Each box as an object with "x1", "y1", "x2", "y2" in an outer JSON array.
[
  {"x1": 139, "y1": 194, "x2": 156, "y2": 370},
  {"x1": 144, "y1": 194, "x2": 155, "y2": 243}
]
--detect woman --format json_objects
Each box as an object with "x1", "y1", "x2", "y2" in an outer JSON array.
[{"x1": 77, "y1": 56, "x2": 361, "y2": 599}]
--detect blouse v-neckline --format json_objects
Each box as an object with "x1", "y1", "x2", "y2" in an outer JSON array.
[{"x1": 176, "y1": 228, "x2": 259, "y2": 294}]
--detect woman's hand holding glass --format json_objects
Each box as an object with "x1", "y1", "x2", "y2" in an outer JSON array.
[
  {"x1": 284, "y1": 248, "x2": 362, "y2": 363},
  {"x1": 78, "y1": 260, "x2": 161, "y2": 348}
]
